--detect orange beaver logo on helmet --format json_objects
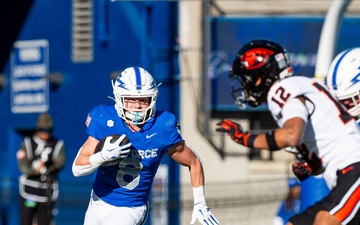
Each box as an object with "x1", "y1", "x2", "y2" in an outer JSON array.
[{"x1": 240, "y1": 48, "x2": 274, "y2": 70}]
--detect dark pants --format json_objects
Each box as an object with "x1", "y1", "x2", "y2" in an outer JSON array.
[
  {"x1": 19, "y1": 196, "x2": 53, "y2": 225},
  {"x1": 289, "y1": 162, "x2": 360, "y2": 225}
]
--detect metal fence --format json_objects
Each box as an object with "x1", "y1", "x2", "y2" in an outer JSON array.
[
  {"x1": 1, "y1": 176, "x2": 288, "y2": 225},
  {"x1": 180, "y1": 177, "x2": 288, "y2": 225}
]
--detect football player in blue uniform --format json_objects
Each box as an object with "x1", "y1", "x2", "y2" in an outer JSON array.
[{"x1": 72, "y1": 67, "x2": 218, "y2": 225}]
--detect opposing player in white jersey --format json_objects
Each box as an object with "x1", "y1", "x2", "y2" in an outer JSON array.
[
  {"x1": 216, "y1": 39, "x2": 360, "y2": 225},
  {"x1": 72, "y1": 67, "x2": 218, "y2": 225},
  {"x1": 326, "y1": 48, "x2": 360, "y2": 126}
]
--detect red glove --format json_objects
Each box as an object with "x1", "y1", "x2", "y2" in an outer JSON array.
[
  {"x1": 292, "y1": 159, "x2": 312, "y2": 181},
  {"x1": 216, "y1": 119, "x2": 255, "y2": 147}
]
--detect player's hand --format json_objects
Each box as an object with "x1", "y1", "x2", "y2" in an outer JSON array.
[
  {"x1": 216, "y1": 119, "x2": 252, "y2": 146},
  {"x1": 292, "y1": 159, "x2": 312, "y2": 181},
  {"x1": 190, "y1": 202, "x2": 219, "y2": 225},
  {"x1": 100, "y1": 134, "x2": 132, "y2": 161}
]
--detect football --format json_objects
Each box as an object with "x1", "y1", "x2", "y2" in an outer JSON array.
[{"x1": 94, "y1": 134, "x2": 130, "y2": 153}]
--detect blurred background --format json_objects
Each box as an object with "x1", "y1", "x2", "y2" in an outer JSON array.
[{"x1": 0, "y1": 0, "x2": 359, "y2": 224}]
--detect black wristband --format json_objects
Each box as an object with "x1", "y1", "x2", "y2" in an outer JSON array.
[
  {"x1": 247, "y1": 134, "x2": 257, "y2": 149},
  {"x1": 266, "y1": 130, "x2": 280, "y2": 151}
]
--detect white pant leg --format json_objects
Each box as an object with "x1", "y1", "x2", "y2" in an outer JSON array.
[
  {"x1": 84, "y1": 191, "x2": 148, "y2": 225},
  {"x1": 83, "y1": 192, "x2": 100, "y2": 225}
]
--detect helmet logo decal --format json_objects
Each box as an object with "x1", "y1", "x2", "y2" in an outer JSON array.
[
  {"x1": 116, "y1": 74, "x2": 129, "y2": 90},
  {"x1": 240, "y1": 48, "x2": 274, "y2": 70},
  {"x1": 148, "y1": 80, "x2": 156, "y2": 91},
  {"x1": 350, "y1": 70, "x2": 360, "y2": 88}
]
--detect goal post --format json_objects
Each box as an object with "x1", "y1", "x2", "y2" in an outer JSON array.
[{"x1": 314, "y1": 0, "x2": 352, "y2": 81}]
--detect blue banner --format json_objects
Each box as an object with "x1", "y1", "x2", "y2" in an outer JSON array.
[
  {"x1": 210, "y1": 17, "x2": 360, "y2": 111},
  {"x1": 11, "y1": 39, "x2": 49, "y2": 113}
]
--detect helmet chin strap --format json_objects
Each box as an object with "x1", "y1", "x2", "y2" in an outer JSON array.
[{"x1": 125, "y1": 111, "x2": 146, "y2": 125}]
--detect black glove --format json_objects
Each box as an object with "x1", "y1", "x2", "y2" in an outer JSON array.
[
  {"x1": 216, "y1": 119, "x2": 254, "y2": 147},
  {"x1": 288, "y1": 145, "x2": 324, "y2": 177},
  {"x1": 292, "y1": 159, "x2": 313, "y2": 181}
]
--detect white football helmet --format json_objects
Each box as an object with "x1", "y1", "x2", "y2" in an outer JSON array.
[
  {"x1": 326, "y1": 48, "x2": 360, "y2": 119},
  {"x1": 111, "y1": 67, "x2": 159, "y2": 124}
]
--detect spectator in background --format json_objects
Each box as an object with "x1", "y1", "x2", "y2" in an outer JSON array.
[
  {"x1": 273, "y1": 177, "x2": 301, "y2": 225},
  {"x1": 16, "y1": 113, "x2": 66, "y2": 225}
]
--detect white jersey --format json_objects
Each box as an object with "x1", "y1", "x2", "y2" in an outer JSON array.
[{"x1": 267, "y1": 76, "x2": 360, "y2": 189}]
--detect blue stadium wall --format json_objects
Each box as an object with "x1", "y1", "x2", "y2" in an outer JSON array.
[
  {"x1": 0, "y1": 1, "x2": 180, "y2": 225},
  {"x1": 209, "y1": 16, "x2": 360, "y2": 112}
]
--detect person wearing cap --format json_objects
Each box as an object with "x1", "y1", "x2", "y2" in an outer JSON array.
[
  {"x1": 16, "y1": 113, "x2": 66, "y2": 225},
  {"x1": 273, "y1": 177, "x2": 301, "y2": 225}
]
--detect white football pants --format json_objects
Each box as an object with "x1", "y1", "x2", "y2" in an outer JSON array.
[{"x1": 83, "y1": 191, "x2": 148, "y2": 225}]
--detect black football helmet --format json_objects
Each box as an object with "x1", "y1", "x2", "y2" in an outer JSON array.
[{"x1": 229, "y1": 39, "x2": 293, "y2": 108}]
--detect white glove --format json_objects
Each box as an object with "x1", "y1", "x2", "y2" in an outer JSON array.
[
  {"x1": 100, "y1": 135, "x2": 131, "y2": 160},
  {"x1": 90, "y1": 134, "x2": 132, "y2": 166},
  {"x1": 190, "y1": 202, "x2": 219, "y2": 225}
]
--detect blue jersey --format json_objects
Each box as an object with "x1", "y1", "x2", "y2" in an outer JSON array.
[{"x1": 86, "y1": 104, "x2": 182, "y2": 207}]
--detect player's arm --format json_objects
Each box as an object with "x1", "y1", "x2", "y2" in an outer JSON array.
[
  {"x1": 168, "y1": 141, "x2": 219, "y2": 225},
  {"x1": 217, "y1": 97, "x2": 307, "y2": 151},
  {"x1": 167, "y1": 140, "x2": 204, "y2": 187},
  {"x1": 72, "y1": 135, "x2": 131, "y2": 177},
  {"x1": 216, "y1": 117, "x2": 305, "y2": 151},
  {"x1": 252, "y1": 117, "x2": 306, "y2": 150},
  {"x1": 75, "y1": 136, "x2": 98, "y2": 165},
  {"x1": 258, "y1": 96, "x2": 307, "y2": 150},
  {"x1": 72, "y1": 136, "x2": 99, "y2": 176}
]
